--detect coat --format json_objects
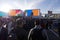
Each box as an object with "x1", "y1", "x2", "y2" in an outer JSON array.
[
  {"x1": 28, "y1": 25, "x2": 46, "y2": 40},
  {"x1": 0, "y1": 27, "x2": 8, "y2": 40},
  {"x1": 15, "y1": 27, "x2": 27, "y2": 40}
]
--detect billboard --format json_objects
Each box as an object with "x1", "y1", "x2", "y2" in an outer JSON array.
[
  {"x1": 32, "y1": 9, "x2": 40, "y2": 16},
  {"x1": 9, "y1": 10, "x2": 16, "y2": 16},
  {"x1": 25, "y1": 10, "x2": 32, "y2": 16},
  {"x1": 9, "y1": 9, "x2": 40, "y2": 16},
  {"x1": 9, "y1": 9, "x2": 23, "y2": 16}
]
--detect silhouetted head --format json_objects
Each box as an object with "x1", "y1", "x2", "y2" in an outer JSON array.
[
  {"x1": 0, "y1": 20, "x2": 3, "y2": 27},
  {"x1": 16, "y1": 19, "x2": 24, "y2": 28},
  {"x1": 34, "y1": 19, "x2": 40, "y2": 25}
]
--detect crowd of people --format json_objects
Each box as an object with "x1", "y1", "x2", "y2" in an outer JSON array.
[{"x1": 0, "y1": 16, "x2": 60, "y2": 40}]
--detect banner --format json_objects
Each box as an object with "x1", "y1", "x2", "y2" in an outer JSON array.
[
  {"x1": 25, "y1": 10, "x2": 32, "y2": 16},
  {"x1": 9, "y1": 9, "x2": 23, "y2": 16},
  {"x1": 32, "y1": 9, "x2": 40, "y2": 16},
  {"x1": 9, "y1": 10, "x2": 16, "y2": 16}
]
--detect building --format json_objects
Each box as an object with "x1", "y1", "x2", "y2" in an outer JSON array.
[
  {"x1": 45, "y1": 13, "x2": 60, "y2": 18},
  {"x1": 52, "y1": 13, "x2": 60, "y2": 18}
]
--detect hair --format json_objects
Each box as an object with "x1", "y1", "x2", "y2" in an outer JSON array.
[
  {"x1": 35, "y1": 19, "x2": 40, "y2": 25},
  {"x1": 16, "y1": 19, "x2": 24, "y2": 25}
]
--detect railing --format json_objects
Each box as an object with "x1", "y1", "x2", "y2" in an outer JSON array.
[{"x1": 49, "y1": 29, "x2": 60, "y2": 39}]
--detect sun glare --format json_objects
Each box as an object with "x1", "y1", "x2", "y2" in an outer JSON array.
[
  {"x1": 0, "y1": 2, "x2": 33, "y2": 13},
  {"x1": 0, "y1": 4, "x2": 13, "y2": 13}
]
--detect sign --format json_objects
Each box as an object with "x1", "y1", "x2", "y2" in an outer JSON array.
[
  {"x1": 25, "y1": 10, "x2": 32, "y2": 16},
  {"x1": 9, "y1": 10, "x2": 16, "y2": 16},
  {"x1": 32, "y1": 9, "x2": 40, "y2": 16},
  {"x1": 9, "y1": 9, "x2": 23, "y2": 16}
]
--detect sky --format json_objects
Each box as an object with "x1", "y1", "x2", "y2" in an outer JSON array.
[{"x1": 0, "y1": 0, "x2": 60, "y2": 14}]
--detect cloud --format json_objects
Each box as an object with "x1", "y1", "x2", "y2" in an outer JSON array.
[
  {"x1": 0, "y1": 0, "x2": 60, "y2": 13},
  {"x1": 33, "y1": 0, "x2": 60, "y2": 13},
  {"x1": 0, "y1": 0, "x2": 44, "y2": 12},
  {"x1": 47, "y1": 0, "x2": 58, "y2": 11},
  {"x1": 26, "y1": 0, "x2": 45, "y2": 8},
  {"x1": 0, "y1": 0, "x2": 26, "y2": 12},
  {"x1": 47, "y1": 0, "x2": 60, "y2": 13},
  {"x1": 53, "y1": 7, "x2": 60, "y2": 13}
]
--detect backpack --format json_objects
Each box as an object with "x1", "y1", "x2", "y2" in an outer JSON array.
[{"x1": 8, "y1": 28, "x2": 17, "y2": 40}]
